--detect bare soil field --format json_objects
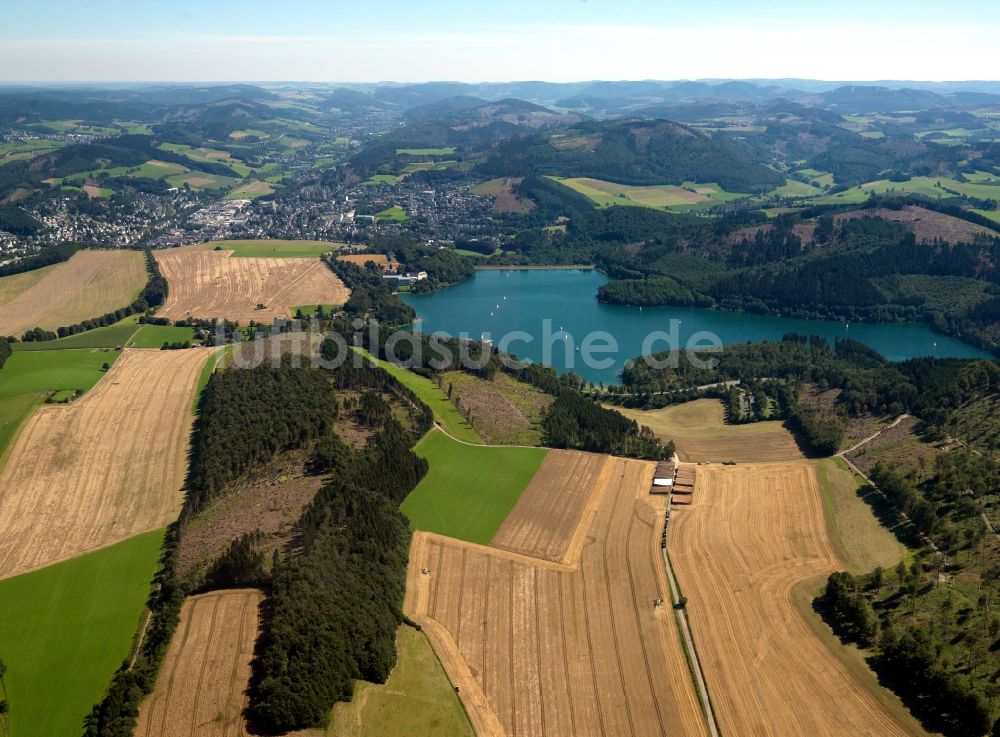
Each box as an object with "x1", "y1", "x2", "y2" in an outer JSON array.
[
  {"x1": 668, "y1": 463, "x2": 912, "y2": 737},
  {"x1": 0, "y1": 250, "x2": 146, "y2": 336},
  {"x1": 155, "y1": 245, "x2": 349, "y2": 323},
  {"x1": 406, "y1": 455, "x2": 706, "y2": 737},
  {"x1": 836, "y1": 205, "x2": 996, "y2": 244},
  {"x1": 490, "y1": 450, "x2": 611, "y2": 564},
  {"x1": 612, "y1": 399, "x2": 803, "y2": 462},
  {"x1": 135, "y1": 589, "x2": 262, "y2": 737},
  {"x1": 0, "y1": 348, "x2": 213, "y2": 579}
]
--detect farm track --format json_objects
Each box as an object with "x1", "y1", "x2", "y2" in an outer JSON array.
[
  {"x1": 135, "y1": 589, "x2": 262, "y2": 737},
  {"x1": 668, "y1": 462, "x2": 914, "y2": 737},
  {"x1": 155, "y1": 247, "x2": 349, "y2": 323},
  {"x1": 0, "y1": 348, "x2": 213, "y2": 579},
  {"x1": 406, "y1": 455, "x2": 706, "y2": 737}
]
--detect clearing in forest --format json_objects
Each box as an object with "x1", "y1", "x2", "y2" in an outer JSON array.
[
  {"x1": 443, "y1": 370, "x2": 552, "y2": 445},
  {"x1": 0, "y1": 250, "x2": 146, "y2": 337},
  {"x1": 154, "y1": 243, "x2": 349, "y2": 323},
  {"x1": 0, "y1": 348, "x2": 213, "y2": 579},
  {"x1": 406, "y1": 454, "x2": 706, "y2": 737},
  {"x1": 613, "y1": 398, "x2": 803, "y2": 462},
  {"x1": 135, "y1": 589, "x2": 262, "y2": 737},
  {"x1": 668, "y1": 462, "x2": 914, "y2": 737}
]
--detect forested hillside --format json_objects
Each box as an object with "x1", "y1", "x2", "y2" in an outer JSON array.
[{"x1": 479, "y1": 119, "x2": 785, "y2": 192}]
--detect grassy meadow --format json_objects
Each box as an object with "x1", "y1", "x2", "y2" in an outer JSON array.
[
  {"x1": 553, "y1": 176, "x2": 747, "y2": 211},
  {"x1": 815, "y1": 458, "x2": 911, "y2": 574},
  {"x1": 376, "y1": 205, "x2": 408, "y2": 221},
  {"x1": 0, "y1": 530, "x2": 163, "y2": 737},
  {"x1": 0, "y1": 349, "x2": 118, "y2": 400},
  {"x1": 402, "y1": 430, "x2": 547, "y2": 544},
  {"x1": 329, "y1": 625, "x2": 473, "y2": 737},
  {"x1": 211, "y1": 239, "x2": 342, "y2": 258}
]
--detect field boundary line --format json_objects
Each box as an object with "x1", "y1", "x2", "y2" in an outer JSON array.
[
  {"x1": 418, "y1": 531, "x2": 576, "y2": 572},
  {"x1": 405, "y1": 537, "x2": 506, "y2": 737},
  {"x1": 559, "y1": 454, "x2": 616, "y2": 567}
]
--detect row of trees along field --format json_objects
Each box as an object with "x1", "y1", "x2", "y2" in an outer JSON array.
[
  {"x1": 0, "y1": 339, "x2": 9, "y2": 370},
  {"x1": 543, "y1": 390, "x2": 674, "y2": 459},
  {"x1": 85, "y1": 356, "x2": 433, "y2": 737},
  {"x1": 12, "y1": 249, "x2": 167, "y2": 344}
]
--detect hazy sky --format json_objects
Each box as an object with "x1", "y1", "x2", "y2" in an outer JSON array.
[{"x1": 3, "y1": 0, "x2": 999, "y2": 83}]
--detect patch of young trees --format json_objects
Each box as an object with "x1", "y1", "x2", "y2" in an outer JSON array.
[
  {"x1": 543, "y1": 390, "x2": 674, "y2": 460},
  {"x1": 822, "y1": 567, "x2": 996, "y2": 737},
  {"x1": 248, "y1": 417, "x2": 428, "y2": 731}
]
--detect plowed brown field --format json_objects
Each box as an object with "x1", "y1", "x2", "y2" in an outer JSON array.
[
  {"x1": 155, "y1": 245, "x2": 349, "y2": 323},
  {"x1": 0, "y1": 249, "x2": 147, "y2": 336},
  {"x1": 0, "y1": 348, "x2": 213, "y2": 579},
  {"x1": 136, "y1": 589, "x2": 262, "y2": 737},
  {"x1": 490, "y1": 450, "x2": 612, "y2": 564},
  {"x1": 668, "y1": 463, "x2": 912, "y2": 737},
  {"x1": 406, "y1": 456, "x2": 706, "y2": 737}
]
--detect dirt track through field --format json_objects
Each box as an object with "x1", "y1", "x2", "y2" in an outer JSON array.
[
  {"x1": 155, "y1": 245, "x2": 349, "y2": 323},
  {"x1": 490, "y1": 450, "x2": 611, "y2": 564},
  {"x1": 0, "y1": 348, "x2": 213, "y2": 579},
  {"x1": 0, "y1": 250, "x2": 146, "y2": 336},
  {"x1": 669, "y1": 463, "x2": 912, "y2": 737},
  {"x1": 135, "y1": 589, "x2": 262, "y2": 737},
  {"x1": 406, "y1": 456, "x2": 706, "y2": 737}
]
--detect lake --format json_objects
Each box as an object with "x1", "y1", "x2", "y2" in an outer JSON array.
[{"x1": 400, "y1": 269, "x2": 994, "y2": 385}]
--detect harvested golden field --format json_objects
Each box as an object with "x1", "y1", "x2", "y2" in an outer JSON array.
[
  {"x1": 135, "y1": 589, "x2": 262, "y2": 737},
  {"x1": 668, "y1": 463, "x2": 912, "y2": 737},
  {"x1": 155, "y1": 245, "x2": 349, "y2": 323},
  {"x1": 0, "y1": 250, "x2": 146, "y2": 336},
  {"x1": 613, "y1": 399, "x2": 803, "y2": 462},
  {"x1": 490, "y1": 450, "x2": 611, "y2": 564},
  {"x1": 0, "y1": 348, "x2": 213, "y2": 579},
  {"x1": 406, "y1": 455, "x2": 705, "y2": 737}
]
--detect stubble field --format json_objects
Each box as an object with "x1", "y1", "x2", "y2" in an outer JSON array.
[
  {"x1": 0, "y1": 348, "x2": 213, "y2": 579},
  {"x1": 135, "y1": 589, "x2": 262, "y2": 737},
  {"x1": 406, "y1": 455, "x2": 706, "y2": 737},
  {"x1": 155, "y1": 244, "x2": 349, "y2": 323},
  {"x1": 668, "y1": 462, "x2": 912, "y2": 736},
  {"x1": 490, "y1": 450, "x2": 611, "y2": 564},
  {"x1": 0, "y1": 249, "x2": 146, "y2": 336}
]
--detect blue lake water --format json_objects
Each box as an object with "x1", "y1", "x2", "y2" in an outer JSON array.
[{"x1": 400, "y1": 269, "x2": 994, "y2": 385}]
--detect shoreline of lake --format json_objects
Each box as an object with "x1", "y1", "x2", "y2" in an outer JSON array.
[{"x1": 402, "y1": 269, "x2": 993, "y2": 385}]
